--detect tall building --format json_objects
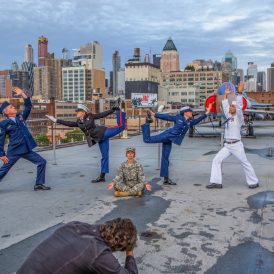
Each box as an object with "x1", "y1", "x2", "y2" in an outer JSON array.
[
  {"x1": 73, "y1": 41, "x2": 102, "y2": 70},
  {"x1": 222, "y1": 51, "x2": 237, "y2": 84},
  {"x1": 117, "y1": 69, "x2": 125, "y2": 97},
  {"x1": 267, "y1": 63, "x2": 274, "y2": 91},
  {"x1": 125, "y1": 48, "x2": 161, "y2": 99},
  {"x1": 38, "y1": 36, "x2": 48, "y2": 66},
  {"x1": 153, "y1": 54, "x2": 161, "y2": 68},
  {"x1": 22, "y1": 61, "x2": 36, "y2": 96},
  {"x1": 257, "y1": 71, "x2": 266, "y2": 91},
  {"x1": 34, "y1": 57, "x2": 70, "y2": 100},
  {"x1": 222, "y1": 50, "x2": 237, "y2": 71},
  {"x1": 236, "y1": 69, "x2": 244, "y2": 82},
  {"x1": 112, "y1": 50, "x2": 121, "y2": 97},
  {"x1": 62, "y1": 67, "x2": 106, "y2": 101},
  {"x1": 246, "y1": 62, "x2": 257, "y2": 92},
  {"x1": 160, "y1": 37, "x2": 180, "y2": 73},
  {"x1": 0, "y1": 70, "x2": 12, "y2": 97},
  {"x1": 161, "y1": 70, "x2": 223, "y2": 104},
  {"x1": 24, "y1": 44, "x2": 34, "y2": 63}
]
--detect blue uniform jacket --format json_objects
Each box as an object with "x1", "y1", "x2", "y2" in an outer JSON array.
[
  {"x1": 0, "y1": 98, "x2": 37, "y2": 157},
  {"x1": 155, "y1": 112, "x2": 207, "y2": 145}
]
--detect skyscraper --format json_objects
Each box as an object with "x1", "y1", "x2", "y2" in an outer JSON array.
[
  {"x1": 112, "y1": 50, "x2": 121, "y2": 97},
  {"x1": 38, "y1": 36, "x2": 48, "y2": 66},
  {"x1": 24, "y1": 44, "x2": 34, "y2": 63},
  {"x1": 267, "y1": 63, "x2": 274, "y2": 91},
  {"x1": 153, "y1": 54, "x2": 161, "y2": 68},
  {"x1": 73, "y1": 41, "x2": 102, "y2": 70},
  {"x1": 246, "y1": 62, "x2": 257, "y2": 92},
  {"x1": 257, "y1": 71, "x2": 266, "y2": 91},
  {"x1": 160, "y1": 37, "x2": 180, "y2": 73},
  {"x1": 222, "y1": 50, "x2": 237, "y2": 71}
]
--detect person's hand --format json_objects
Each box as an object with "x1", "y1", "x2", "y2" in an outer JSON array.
[
  {"x1": 237, "y1": 81, "x2": 245, "y2": 94},
  {"x1": 45, "y1": 115, "x2": 57, "y2": 123},
  {"x1": 107, "y1": 183, "x2": 114, "y2": 190},
  {"x1": 145, "y1": 183, "x2": 152, "y2": 191},
  {"x1": 13, "y1": 87, "x2": 25, "y2": 97},
  {"x1": 0, "y1": 156, "x2": 9, "y2": 164},
  {"x1": 148, "y1": 109, "x2": 155, "y2": 116},
  {"x1": 126, "y1": 250, "x2": 134, "y2": 257},
  {"x1": 224, "y1": 84, "x2": 231, "y2": 96},
  {"x1": 205, "y1": 103, "x2": 213, "y2": 114}
]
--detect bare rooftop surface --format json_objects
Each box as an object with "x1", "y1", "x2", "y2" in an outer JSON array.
[{"x1": 0, "y1": 121, "x2": 274, "y2": 274}]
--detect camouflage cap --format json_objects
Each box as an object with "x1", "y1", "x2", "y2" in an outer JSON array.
[{"x1": 126, "y1": 147, "x2": 136, "y2": 154}]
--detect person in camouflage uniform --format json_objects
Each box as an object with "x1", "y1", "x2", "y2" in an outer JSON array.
[{"x1": 108, "y1": 147, "x2": 151, "y2": 197}]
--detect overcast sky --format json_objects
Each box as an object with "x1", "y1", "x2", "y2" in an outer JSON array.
[{"x1": 1, "y1": 0, "x2": 274, "y2": 75}]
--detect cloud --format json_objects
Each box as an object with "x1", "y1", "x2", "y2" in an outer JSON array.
[{"x1": 0, "y1": 0, "x2": 273, "y2": 73}]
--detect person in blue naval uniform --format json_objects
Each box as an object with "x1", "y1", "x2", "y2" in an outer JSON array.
[
  {"x1": 0, "y1": 87, "x2": 50, "y2": 191},
  {"x1": 141, "y1": 105, "x2": 211, "y2": 185}
]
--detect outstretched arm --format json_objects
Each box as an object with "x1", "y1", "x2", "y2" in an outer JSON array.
[
  {"x1": 236, "y1": 81, "x2": 244, "y2": 125},
  {"x1": 13, "y1": 87, "x2": 31, "y2": 120},
  {"x1": 93, "y1": 109, "x2": 115, "y2": 119},
  {"x1": 222, "y1": 85, "x2": 231, "y2": 119},
  {"x1": 56, "y1": 119, "x2": 78, "y2": 127},
  {"x1": 190, "y1": 114, "x2": 207, "y2": 126},
  {"x1": 155, "y1": 112, "x2": 176, "y2": 122}
]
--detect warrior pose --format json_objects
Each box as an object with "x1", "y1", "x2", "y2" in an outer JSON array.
[
  {"x1": 142, "y1": 105, "x2": 210, "y2": 185},
  {"x1": 0, "y1": 87, "x2": 50, "y2": 191},
  {"x1": 46, "y1": 102, "x2": 126, "y2": 183},
  {"x1": 207, "y1": 82, "x2": 259, "y2": 189}
]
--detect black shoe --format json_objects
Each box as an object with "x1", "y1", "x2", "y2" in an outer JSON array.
[
  {"x1": 146, "y1": 111, "x2": 153, "y2": 124},
  {"x1": 112, "y1": 97, "x2": 121, "y2": 111},
  {"x1": 91, "y1": 176, "x2": 106, "y2": 183},
  {"x1": 249, "y1": 183, "x2": 259, "y2": 189},
  {"x1": 206, "y1": 183, "x2": 223, "y2": 189},
  {"x1": 163, "y1": 178, "x2": 177, "y2": 185},
  {"x1": 34, "y1": 184, "x2": 51, "y2": 191}
]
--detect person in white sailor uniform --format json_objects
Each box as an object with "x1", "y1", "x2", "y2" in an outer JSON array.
[
  {"x1": 142, "y1": 105, "x2": 210, "y2": 185},
  {"x1": 207, "y1": 82, "x2": 259, "y2": 189},
  {"x1": 0, "y1": 87, "x2": 50, "y2": 191}
]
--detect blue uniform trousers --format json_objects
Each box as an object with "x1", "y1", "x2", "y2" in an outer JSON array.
[
  {"x1": 141, "y1": 123, "x2": 172, "y2": 177},
  {"x1": 98, "y1": 111, "x2": 126, "y2": 174},
  {"x1": 0, "y1": 151, "x2": 47, "y2": 185}
]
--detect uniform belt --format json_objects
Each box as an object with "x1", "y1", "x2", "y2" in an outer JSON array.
[{"x1": 224, "y1": 140, "x2": 240, "y2": 144}]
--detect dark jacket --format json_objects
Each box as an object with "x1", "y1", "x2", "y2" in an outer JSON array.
[
  {"x1": 17, "y1": 221, "x2": 138, "y2": 274},
  {"x1": 0, "y1": 98, "x2": 37, "y2": 156},
  {"x1": 56, "y1": 109, "x2": 115, "y2": 146},
  {"x1": 155, "y1": 112, "x2": 207, "y2": 145}
]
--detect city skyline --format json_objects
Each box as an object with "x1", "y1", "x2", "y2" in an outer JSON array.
[{"x1": 1, "y1": 0, "x2": 274, "y2": 73}]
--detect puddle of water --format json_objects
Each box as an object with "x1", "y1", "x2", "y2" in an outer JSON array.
[
  {"x1": 205, "y1": 241, "x2": 274, "y2": 274},
  {"x1": 247, "y1": 191, "x2": 274, "y2": 210}
]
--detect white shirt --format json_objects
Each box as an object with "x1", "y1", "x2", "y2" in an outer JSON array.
[
  {"x1": 9, "y1": 117, "x2": 16, "y2": 123},
  {"x1": 222, "y1": 95, "x2": 244, "y2": 141}
]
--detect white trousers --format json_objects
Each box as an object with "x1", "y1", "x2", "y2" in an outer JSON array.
[{"x1": 210, "y1": 141, "x2": 258, "y2": 185}]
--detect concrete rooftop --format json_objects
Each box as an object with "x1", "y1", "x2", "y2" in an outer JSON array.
[{"x1": 0, "y1": 121, "x2": 274, "y2": 274}]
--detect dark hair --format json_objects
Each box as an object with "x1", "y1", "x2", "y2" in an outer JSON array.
[{"x1": 100, "y1": 218, "x2": 137, "y2": 251}]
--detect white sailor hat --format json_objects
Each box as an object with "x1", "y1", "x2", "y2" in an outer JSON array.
[
  {"x1": 75, "y1": 104, "x2": 89, "y2": 113},
  {"x1": 180, "y1": 106, "x2": 193, "y2": 113},
  {"x1": 231, "y1": 101, "x2": 236, "y2": 106}
]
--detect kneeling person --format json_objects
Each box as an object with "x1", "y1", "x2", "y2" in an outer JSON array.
[
  {"x1": 108, "y1": 147, "x2": 151, "y2": 197},
  {"x1": 17, "y1": 218, "x2": 138, "y2": 274}
]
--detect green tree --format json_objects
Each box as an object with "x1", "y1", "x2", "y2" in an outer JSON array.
[
  {"x1": 35, "y1": 134, "x2": 51, "y2": 146},
  {"x1": 65, "y1": 130, "x2": 84, "y2": 142}
]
